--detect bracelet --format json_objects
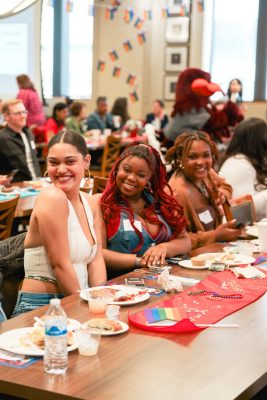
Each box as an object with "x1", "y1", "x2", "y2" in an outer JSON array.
[{"x1": 134, "y1": 256, "x2": 142, "y2": 268}]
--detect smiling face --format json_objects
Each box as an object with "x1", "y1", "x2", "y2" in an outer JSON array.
[
  {"x1": 47, "y1": 143, "x2": 90, "y2": 194},
  {"x1": 116, "y1": 155, "x2": 152, "y2": 200},
  {"x1": 182, "y1": 140, "x2": 213, "y2": 184},
  {"x1": 4, "y1": 102, "x2": 27, "y2": 132}
]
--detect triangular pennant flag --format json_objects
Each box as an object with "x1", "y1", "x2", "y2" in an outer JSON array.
[
  {"x1": 137, "y1": 31, "x2": 146, "y2": 45},
  {"x1": 109, "y1": 49, "x2": 119, "y2": 62},
  {"x1": 143, "y1": 9, "x2": 152, "y2": 21},
  {"x1": 123, "y1": 40, "x2": 133, "y2": 52},
  {"x1": 124, "y1": 7, "x2": 134, "y2": 23},
  {"x1": 130, "y1": 90, "x2": 139, "y2": 102},
  {"x1": 134, "y1": 17, "x2": 143, "y2": 30},
  {"x1": 105, "y1": 6, "x2": 117, "y2": 20},
  {"x1": 97, "y1": 60, "x2": 106, "y2": 72},
  {"x1": 126, "y1": 73, "x2": 136, "y2": 86},
  {"x1": 112, "y1": 66, "x2": 121, "y2": 78},
  {"x1": 197, "y1": 0, "x2": 204, "y2": 12}
]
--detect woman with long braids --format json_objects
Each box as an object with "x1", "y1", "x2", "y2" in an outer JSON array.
[
  {"x1": 219, "y1": 118, "x2": 267, "y2": 220},
  {"x1": 166, "y1": 131, "x2": 241, "y2": 249},
  {"x1": 98, "y1": 142, "x2": 190, "y2": 278}
]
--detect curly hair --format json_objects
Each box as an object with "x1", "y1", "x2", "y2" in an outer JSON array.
[
  {"x1": 101, "y1": 142, "x2": 186, "y2": 252},
  {"x1": 220, "y1": 118, "x2": 267, "y2": 190},
  {"x1": 165, "y1": 130, "x2": 218, "y2": 173}
]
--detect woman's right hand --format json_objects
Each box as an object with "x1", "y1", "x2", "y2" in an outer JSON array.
[{"x1": 215, "y1": 220, "x2": 242, "y2": 242}]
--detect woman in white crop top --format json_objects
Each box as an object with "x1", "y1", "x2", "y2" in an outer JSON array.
[{"x1": 12, "y1": 130, "x2": 107, "y2": 316}]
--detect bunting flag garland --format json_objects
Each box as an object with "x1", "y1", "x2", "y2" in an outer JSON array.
[
  {"x1": 137, "y1": 31, "x2": 146, "y2": 45},
  {"x1": 105, "y1": 6, "x2": 117, "y2": 20},
  {"x1": 124, "y1": 7, "x2": 134, "y2": 23},
  {"x1": 143, "y1": 9, "x2": 152, "y2": 21},
  {"x1": 112, "y1": 66, "x2": 121, "y2": 78},
  {"x1": 134, "y1": 17, "x2": 143, "y2": 30},
  {"x1": 97, "y1": 60, "x2": 106, "y2": 72},
  {"x1": 161, "y1": 6, "x2": 170, "y2": 18},
  {"x1": 66, "y1": 0, "x2": 73, "y2": 13},
  {"x1": 109, "y1": 49, "x2": 119, "y2": 62},
  {"x1": 126, "y1": 73, "x2": 136, "y2": 86},
  {"x1": 88, "y1": 5, "x2": 94, "y2": 16},
  {"x1": 123, "y1": 40, "x2": 133, "y2": 52},
  {"x1": 130, "y1": 90, "x2": 139, "y2": 103}
]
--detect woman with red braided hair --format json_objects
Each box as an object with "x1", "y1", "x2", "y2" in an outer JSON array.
[
  {"x1": 166, "y1": 131, "x2": 241, "y2": 249},
  {"x1": 98, "y1": 142, "x2": 190, "y2": 278}
]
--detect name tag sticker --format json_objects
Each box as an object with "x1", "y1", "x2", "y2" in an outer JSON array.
[
  {"x1": 198, "y1": 210, "x2": 213, "y2": 224},
  {"x1": 123, "y1": 219, "x2": 142, "y2": 232}
]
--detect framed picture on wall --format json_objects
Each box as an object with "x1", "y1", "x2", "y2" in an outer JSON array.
[
  {"x1": 165, "y1": 46, "x2": 188, "y2": 71},
  {"x1": 164, "y1": 76, "x2": 178, "y2": 100},
  {"x1": 165, "y1": 17, "x2": 190, "y2": 43},
  {"x1": 167, "y1": 0, "x2": 191, "y2": 15}
]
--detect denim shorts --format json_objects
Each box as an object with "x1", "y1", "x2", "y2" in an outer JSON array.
[
  {"x1": 12, "y1": 291, "x2": 63, "y2": 318},
  {"x1": 0, "y1": 302, "x2": 7, "y2": 323}
]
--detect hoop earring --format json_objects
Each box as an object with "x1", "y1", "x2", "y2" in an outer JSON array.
[
  {"x1": 84, "y1": 169, "x2": 90, "y2": 181},
  {"x1": 43, "y1": 170, "x2": 52, "y2": 184},
  {"x1": 145, "y1": 181, "x2": 152, "y2": 190}
]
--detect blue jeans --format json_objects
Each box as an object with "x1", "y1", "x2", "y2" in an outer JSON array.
[{"x1": 12, "y1": 291, "x2": 63, "y2": 318}]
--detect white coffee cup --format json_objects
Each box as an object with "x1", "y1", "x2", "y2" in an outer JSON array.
[{"x1": 257, "y1": 221, "x2": 267, "y2": 251}]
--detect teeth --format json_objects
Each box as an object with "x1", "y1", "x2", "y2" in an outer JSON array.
[{"x1": 57, "y1": 176, "x2": 71, "y2": 181}]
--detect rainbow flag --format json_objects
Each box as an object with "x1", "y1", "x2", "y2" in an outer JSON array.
[
  {"x1": 130, "y1": 91, "x2": 139, "y2": 103},
  {"x1": 123, "y1": 40, "x2": 133, "y2": 52},
  {"x1": 137, "y1": 32, "x2": 146, "y2": 45},
  {"x1": 97, "y1": 60, "x2": 106, "y2": 72},
  {"x1": 126, "y1": 73, "x2": 136, "y2": 86},
  {"x1": 109, "y1": 50, "x2": 119, "y2": 62},
  {"x1": 143, "y1": 9, "x2": 152, "y2": 21},
  {"x1": 161, "y1": 7, "x2": 170, "y2": 18},
  {"x1": 88, "y1": 5, "x2": 94, "y2": 16},
  {"x1": 112, "y1": 67, "x2": 121, "y2": 78},
  {"x1": 144, "y1": 308, "x2": 182, "y2": 324},
  {"x1": 134, "y1": 17, "x2": 143, "y2": 30},
  {"x1": 66, "y1": 0, "x2": 73, "y2": 13},
  {"x1": 105, "y1": 6, "x2": 116, "y2": 20},
  {"x1": 124, "y1": 7, "x2": 134, "y2": 23}
]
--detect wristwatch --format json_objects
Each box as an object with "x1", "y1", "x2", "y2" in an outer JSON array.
[{"x1": 134, "y1": 256, "x2": 142, "y2": 268}]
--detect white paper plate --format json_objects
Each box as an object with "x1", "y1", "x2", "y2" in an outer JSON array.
[
  {"x1": 245, "y1": 225, "x2": 258, "y2": 237},
  {"x1": 34, "y1": 318, "x2": 81, "y2": 332},
  {"x1": 0, "y1": 327, "x2": 77, "y2": 357},
  {"x1": 223, "y1": 246, "x2": 239, "y2": 254},
  {"x1": 179, "y1": 253, "x2": 255, "y2": 270},
  {"x1": 82, "y1": 320, "x2": 129, "y2": 336},
  {"x1": 80, "y1": 285, "x2": 150, "y2": 306}
]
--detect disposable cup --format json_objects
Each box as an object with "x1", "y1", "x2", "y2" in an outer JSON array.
[
  {"x1": 75, "y1": 328, "x2": 101, "y2": 356},
  {"x1": 238, "y1": 240, "x2": 255, "y2": 257},
  {"x1": 257, "y1": 221, "x2": 267, "y2": 251},
  {"x1": 88, "y1": 296, "x2": 107, "y2": 315}
]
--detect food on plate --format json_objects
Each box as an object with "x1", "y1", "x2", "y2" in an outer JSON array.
[
  {"x1": 1, "y1": 186, "x2": 15, "y2": 193},
  {"x1": 90, "y1": 288, "x2": 117, "y2": 300},
  {"x1": 89, "y1": 287, "x2": 143, "y2": 302},
  {"x1": 84, "y1": 318, "x2": 122, "y2": 332},
  {"x1": 191, "y1": 256, "x2": 206, "y2": 266},
  {"x1": 20, "y1": 328, "x2": 74, "y2": 349},
  {"x1": 114, "y1": 290, "x2": 135, "y2": 302}
]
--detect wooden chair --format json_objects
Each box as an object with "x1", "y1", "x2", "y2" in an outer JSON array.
[
  {"x1": 0, "y1": 196, "x2": 19, "y2": 240},
  {"x1": 90, "y1": 135, "x2": 121, "y2": 178},
  {"x1": 92, "y1": 176, "x2": 108, "y2": 195},
  {"x1": 223, "y1": 194, "x2": 256, "y2": 226}
]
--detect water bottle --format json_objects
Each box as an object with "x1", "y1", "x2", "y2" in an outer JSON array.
[{"x1": 44, "y1": 298, "x2": 68, "y2": 375}]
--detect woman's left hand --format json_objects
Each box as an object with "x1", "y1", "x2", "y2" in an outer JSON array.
[
  {"x1": 214, "y1": 189, "x2": 226, "y2": 206},
  {"x1": 141, "y1": 243, "x2": 168, "y2": 267}
]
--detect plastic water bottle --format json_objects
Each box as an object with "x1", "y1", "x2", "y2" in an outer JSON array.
[{"x1": 44, "y1": 298, "x2": 68, "y2": 375}]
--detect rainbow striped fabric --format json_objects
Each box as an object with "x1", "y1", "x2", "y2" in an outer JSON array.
[{"x1": 144, "y1": 308, "x2": 182, "y2": 323}]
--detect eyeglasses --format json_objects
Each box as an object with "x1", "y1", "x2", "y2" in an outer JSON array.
[{"x1": 7, "y1": 110, "x2": 28, "y2": 116}]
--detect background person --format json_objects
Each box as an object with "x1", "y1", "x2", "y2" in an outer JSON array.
[
  {"x1": 166, "y1": 130, "x2": 241, "y2": 249},
  {"x1": 219, "y1": 118, "x2": 267, "y2": 220},
  {"x1": 111, "y1": 97, "x2": 131, "y2": 128},
  {"x1": 66, "y1": 101, "x2": 88, "y2": 135},
  {"x1": 87, "y1": 96, "x2": 115, "y2": 132},
  {"x1": 146, "y1": 99, "x2": 169, "y2": 131},
  {"x1": 12, "y1": 130, "x2": 106, "y2": 316},
  {"x1": 16, "y1": 74, "x2": 45, "y2": 127},
  {"x1": 0, "y1": 99, "x2": 41, "y2": 182},
  {"x1": 45, "y1": 102, "x2": 68, "y2": 141},
  {"x1": 97, "y1": 143, "x2": 191, "y2": 278}
]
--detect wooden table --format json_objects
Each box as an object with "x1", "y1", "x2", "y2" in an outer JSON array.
[{"x1": 0, "y1": 244, "x2": 266, "y2": 400}]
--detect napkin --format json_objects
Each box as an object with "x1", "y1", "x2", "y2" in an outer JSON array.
[
  {"x1": 158, "y1": 269, "x2": 183, "y2": 292},
  {"x1": 231, "y1": 266, "x2": 266, "y2": 279}
]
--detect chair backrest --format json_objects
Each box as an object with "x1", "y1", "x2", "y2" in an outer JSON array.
[
  {"x1": 223, "y1": 194, "x2": 256, "y2": 226},
  {"x1": 92, "y1": 176, "x2": 108, "y2": 195},
  {"x1": 0, "y1": 196, "x2": 19, "y2": 240},
  {"x1": 100, "y1": 135, "x2": 121, "y2": 177}
]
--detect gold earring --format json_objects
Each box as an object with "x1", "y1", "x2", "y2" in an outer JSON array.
[
  {"x1": 84, "y1": 169, "x2": 90, "y2": 181},
  {"x1": 43, "y1": 170, "x2": 52, "y2": 184}
]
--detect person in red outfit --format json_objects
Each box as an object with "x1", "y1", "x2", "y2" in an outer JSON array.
[
  {"x1": 16, "y1": 74, "x2": 45, "y2": 128},
  {"x1": 45, "y1": 102, "x2": 69, "y2": 141}
]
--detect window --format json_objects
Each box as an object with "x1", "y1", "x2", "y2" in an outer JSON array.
[
  {"x1": 203, "y1": 0, "x2": 259, "y2": 101},
  {"x1": 41, "y1": 0, "x2": 94, "y2": 99}
]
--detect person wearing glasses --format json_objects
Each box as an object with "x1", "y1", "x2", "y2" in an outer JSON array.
[{"x1": 0, "y1": 99, "x2": 41, "y2": 182}]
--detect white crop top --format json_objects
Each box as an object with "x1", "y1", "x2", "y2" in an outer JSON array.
[{"x1": 24, "y1": 192, "x2": 97, "y2": 290}]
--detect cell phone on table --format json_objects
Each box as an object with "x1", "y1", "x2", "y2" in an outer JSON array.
[
  {"x1": 125, "y1": 277, "x2": 145, "y2": 287},
  {"x1": 7, "y1": 169, "x2": 19, "y2": 181}
]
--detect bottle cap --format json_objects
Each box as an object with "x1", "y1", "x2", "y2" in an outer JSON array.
[{"x1": 50, "y1": 298, "x2": 61, "y2": 306}]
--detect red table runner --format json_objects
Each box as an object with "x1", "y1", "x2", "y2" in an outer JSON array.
[{"x1": 129, "y1": 269, "x2": 267, "y2": 333}]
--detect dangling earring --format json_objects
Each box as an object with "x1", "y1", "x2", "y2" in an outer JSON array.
[
  {"x1": 145, "y1": 181, "x2": 152, "y2": 191},
  {"x1": 84, "y1": 169, "x2": 90, "y2": 181},
  {"x1": 43, "y1": 170, "x2": 52, "y2": 184},
  {"x1": 179, "y1": 162, "x2": 184, "y2": 171}
]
